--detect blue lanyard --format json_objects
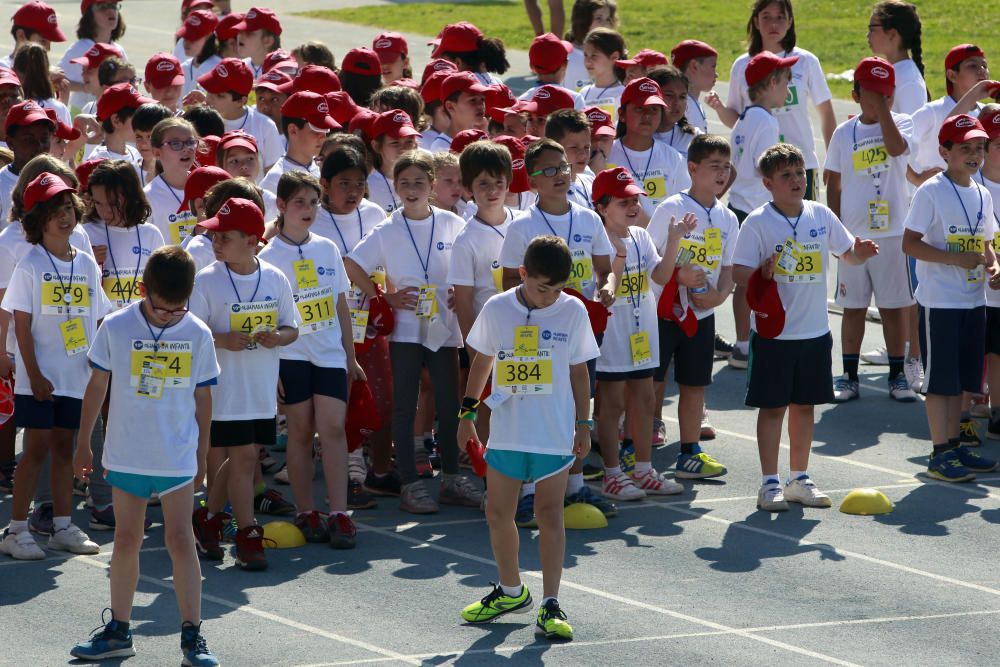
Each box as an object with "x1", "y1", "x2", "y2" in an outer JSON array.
[
  {"x1": 473, "y1": 215, "x2": 505, "y2": 239},
  {"x1": 278, "y1": 231, "x2": 310, "y2": 258},
  {"x1": 380, "y1": 172, "x2": 399, "y2": 211},
  {"x1": 538, "y1": 206, "x2": 574, "y2": 246},
  {"x1": 769, "y1": 202, "x2": 804, "y2": 240},
  {"x1": 401, "y1": 210, "x2": 436, "y2": 283},
  {"x1": 688, "y1": 94, "x2": 705, "y2": 127},
  {"x1": 945, "y1": 174, "x2": 983, "y2": 237},
  {"x1": 620, "y1": 144, "x2": 655, "y2": 192},
  {"x1": 326, "y1": 208, "x2": 363, "y2": 254},
  {"x1": 283, "y1": 155, "x2": 312, "y2": 172},
  {"x1": 622, "y1": 230, "x2": 643, "y2": 328},
  {"x1": 158, "y1": 175, "x2": 184, "y2": 208},
  {"x1": 225, "y1": 257, "x2": 262, "y2": 303},
  {"x1": 139, "y1": 302, "x2": 174, "y2": 353},
  {"x1": 104, "y1": 223, "x2": 142, "y2": 302},
  {"x1": 681, "y1": 191, "x2": 714, "y2": 227},
  {"x1": 574, "y1": 176, "x2": 593, "y2": 210},
  {"x1": 43, "y1": 246, "x2": 75, "y2": 319}
]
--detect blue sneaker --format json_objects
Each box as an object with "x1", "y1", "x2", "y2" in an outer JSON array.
[
  {"x1": 927, "y1": 449, "x2": 976, "y2": 483},
  {"x1": 515, "y1": 493, "x2": 536, "y2": 528},
  {"x1": 181, "y1": 621, "x2": 219, "y2": 667},
  {"x1": 565, "y1": 485, "x2": 618, "y2": 518},
  {"x1": 70, "y1": 610, "x2": 135, "y2": 660},
  {"x1": 953, "y1": 445, "x2": 998, "y2": 472},
  {"x1": 618, "y1": 441, "x2": 636, "y2": 475}
]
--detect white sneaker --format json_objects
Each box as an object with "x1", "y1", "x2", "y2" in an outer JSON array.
[
  {"x1": 860, "y1": 345, "x2": 889, "y2": 365},
  {"x1": 629, "y1": 468, "x2": 683, "y2": 495},
  {"x1": 48, "y1": 523, "x2": 100, "y2": 554},
  {"x1": 969, "y1": 395, "x2": 991, "y2": 419},
  {"x1": 783, "y1": 476, "x2": 832, "y2": 508},
  {"x1": 888, "y1": 374, "x2": 918, "y2": 403},
  {"x1": 756, "y1": 483, "x2": 788, "y2": 512},
  {"x1": 273, "y1": 465, "x2": 289, "y2": 484},
  {"x1": 904, "y1": 358, "x2": 924, "y2": 392},
  {"x1": 0, "y1": 529, "x2": 45, "y2": 560},
  {"x1": 833, "y1": 375, "x2": 859, "y2": 403},
  {"x1": 602, "y1": 472, "x2": 646, "y2": 501}
]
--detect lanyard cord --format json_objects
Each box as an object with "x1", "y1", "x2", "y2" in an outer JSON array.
[
  {"x1": 225, "y1": 256, "x2": 262, "y2": 303},
  {"x1": 681, "y1": 191, "x2": 715, "y2": 226},
  {"x1": 620, "y1": 143, "x2": 656, "y2": 191},
  {"x1": 769, "y1": 202, "x2": 804, "y2": 240},
  {"x1": 104, "y1": 223, "x2": 142, "y2": 303},
  {"x1": 278, "y1": 231, "x2": 310, "y2": 259},
  {"x1": 622, "y1": 230, "x2": 643, "y2": 329},
  {"x1": 538, "y1": 207, "x2": 574, "y2": 246},
  {"x1": 945, "y1": 174, "x2": 984, "y2": 237},
  {"x1": 43, "y1": 245, "x2": 75, "y2": 320},
  {"x1": 401, "y1": 209, "x2": 436, "y2": 283}
]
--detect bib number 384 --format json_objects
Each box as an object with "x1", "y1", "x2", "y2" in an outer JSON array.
[{"x1": 495, "y1": 349, "x2": 553, "y2": 395}]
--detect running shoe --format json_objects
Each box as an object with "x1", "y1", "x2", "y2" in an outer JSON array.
[
  {"x1": 28, "y1": 502, "x2": 54, "y2": 536},
  {"x1": 0, "y1": 528, "x2": 44, "y2": 560},
  {"x1": 457, "y1": 448, "x2": 474, "y2": 471},
  {"x1": 415, "y1": 445, "x2": 434, "y2": 478},
  {"x1": 969, "y1": 394, "x2": 991, "y2": 419},
  {"x1": 180, "y1": 621, "x2": 219, "y2": 667},
  {"x1": 400, "y1": 480, "x2": 438, "y2": 514},
  {"x1": 629, "y1": 468, "x2": 683, "y2": 495},
  {"x1": 675, "y1": 450, "x2": 727, "y2": 479},
  {"x1": 439, "y1": 475, "x2": 483, "y2": 507},
  {"x1": 756, "y1": 481, "x2": 788, "y2": 512},
  {"x1": 728, "y1": 347, "x2": 748, "y2": 370},
  {"x1": 536, "y1": 599, "x2": 573, "y2": 640},
  {"x1": 70, "y1": 611, "x2": 135, "y2": 660},
  {"x1": 348, "y1": 449, "x2": 368, "y2": 483},
  {"x1": 700, "y1": 409, "x2": 717, "y2": 440},
  {"x1": 888, "y1": 374, "x2": 917, "y2": 403},
  {"x1": 652, "y1": 418, "x2": 666, "y2": 446},
  {"x1": 461, "y1": 583, "x2": 532, "y2": 623},
  {"x1": 960, "y1": 419, "x2": 982, "y2": 447},
  {"x1": 565, "y1": 485, "x2": 618, "y2": 517},
  {"x1": 294, "y1": 511, "x2": 329, "y2": 543},
  {"x1": 89, "y1": 505, "x2": 152, "y2": 531},
  {"x1": 581, "y1": 462, "x2": 605, "y2": 480},
  {"x1": 258, "y1": 447, "x2": 278, "y2": 474},
  {"x1": 192, "y1": 507, "x2": 229, "y2": 561},
  {"x1": 234, "y1": 525, "x2": 268, "y2": 571},
  {"x1": 602, "y1": 471, "x2": 645, "y2": 501},
  {"x1": 713, "y1": 333, "x2": 734, "y2": 360},
  {"x1": 515, "y1": 493, "x2": 536, "y2": 528},
  {"x1": 254, "y1": 488, "x2": 295, "y2": 515},
  {"x1": 49, "y1": 523, "x2": 100, "y2": 554},
  {"x1": 327, "y1": 513, "x2": 357, "y2": 550},
  {"x1": 783, "y1": 475, "x2": 832, "y2": 507},
  {"x1": 364, "y1": 469, "x2": 402, "y2": 497},
  {"x1": 927, "y1": 449, "x2": 975, "y2": 483},
  {"x1": 347, "y1": 479, "x2": 377, "y2": 509},
  {"x1": 618, "y1": 441, "x2": 636, "y2": 475},
  {"x1": 953, "y1": 445, "x2": 997, "y2": 472},
  {"x1": 860, "y1": 345, "x2": 888, "y2": 365},
  {"x1": 833, "y1": 375, "x2": 860, "y2": 403},
  {"x1": 273, "y1": 464, "x2": 289, "y2": 484},
  {"x1": 905, "y1": 357, "x2": 924, "y2": 392}
]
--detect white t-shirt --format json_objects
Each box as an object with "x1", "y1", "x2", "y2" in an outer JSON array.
[
  {"x1": 908, "y1": 96, "x2": 982, "y2": 175},
  {"x1": 181, "y1": 234, "x2": 215, "y2": 272},
  {"x1": 0, "y1": 221, "x2": 94, "y2": 289},
  {"x1": 366, "y1": 170, "x2": 400, "y2": 214},
  {"x1": 732, "y1": 200, "x2": 854, "y2": 340},
  {"x1": 518, "y1": 84, "x2": 584, "y2": 110},
  {"x1": 89, "y1": 144, "x2": 144, "y2": 184},
  {"x1": 562, "y1": 46, "x2": 590, "y2": 92},
  {"x1": 466, "y1": 289, "x2": 599, "y2": 454},
  {"x1": 259, "y1": 155, "x2": 320, "y2": 195},
  {"x1": 607, "y1": 139, "x2": 691, "y2": 216},
  {"x1": 647, "y1": 192, "x2": 740, "y2": 319},
  {"x1": 89, "y1": 302, "x2": 219, "y2": 476},
  {"x1": 2, "y1": 245, "x2": 112, "y2": 397},
  {"x1": 258, "y1": 233, "x2": 350, "y2": 368},
  {"x1": 598, "y1": 227, "x2": 662, "y2": 373},
  {"x1": 654, "y1": 125, "x2": 702, "y2": 157},
  {"x1": 579, "y1": 82, "x2": 625, "y2": 124},
  {"x1": 891, "y1": 59, "x2": 928, "y2": 116},
  {"x1": 223, "y1": 107, "x2": 283, "y2": 173},
  {"x1": 447, "y1": 213, "x2": 513, "y2": 316},
  {"x1": 144, "y1": 175, "x2": 196, "y2": 245},
  {"x1": 189, "y1": 258, "x2": 298, "y2": 420},
  {"x1": 418, "y1": 128, "x2": 441, "y2": 152},
  {"x1": 567, "y1": 172, "x2": 596, "y2": 211},
  {"x1": 59, "y1": 39, "x2": 127, "y2": 111},
  {"x1": 0, "y1": 165, "x2": 19, "y2": 226},
  {"x1": 824, "y1": 113, "x2": 913, "y2": 237},
  {"x1": 31, "y1": 97, "x2": 71, "y2": 126},
  {"x1": 979, "y1": 172, "x2": 1000, "y2": 308},
  {"x1": 348, "y1": 207, "x2": 465, "y2": 348},
  {"x1": 181, "y1": 55, "x2": 221, "y2": 97},
  {"x1": 499, "y1": 202, "x2": 613, "y2": 300},
  {"x1": 313, "y1": 201, "x2": 387, "y2": 311},
  {"x1": 82, "y1": 222, "x2": 165, "y2": 310},
  {"x1": 730, "y1": 105, "x2": 779, "y2": 213},
  {"x1": 904, "y1": 173, "x2": 996, "y2": 309},
  {"x1": 727, "y1": 48, "x2": 832, "y2": 169},
  {"x1": 428, "y1": 134, "x2": 452, "y2": 153},
  {"x1": 686, "y1": 94, "x2": 709, "y2": 134}
]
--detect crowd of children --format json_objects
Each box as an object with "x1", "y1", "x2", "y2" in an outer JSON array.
[{"x1": 0, "y1": 0, "x2": 996, "y2": 659}]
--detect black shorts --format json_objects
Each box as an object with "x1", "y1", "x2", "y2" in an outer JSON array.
[
  {"x1": 805, "y1": 168, "x2": 817, "y2": 201},
  {"x1": 987, "y1": 307, "x2": 1000, "y2": 356},
  {"x1": 458, "y1": 347, "x2": 470, "y2": 370},
  {"x1": 14, "y1": 394, "x2": 82, "y2": 430},
  {"x1": 587, "y1": 332, "x2": 603, "y2": 398},
  {"x1": 919, "y1": 305, "x2": 985, "y2": 396},
  {"x1": 596, "y1": 368, "x2": 656, "y2": 382},
  {"x1": 654, "y1": 315, "x2": 715, "y2": 386},
  {"x1": 278, "y1": 360, "x2": 348, "y2": 405},
  {"x1": 745, "y1": 332, "x2": 834, "y2": 408},
  {"x1": 211, "y1": 417, "x2": 277, "y2": 447}
]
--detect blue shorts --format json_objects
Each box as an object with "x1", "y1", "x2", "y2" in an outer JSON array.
[
  {"x1": 105, "y1": 470, "x2": 192, "y2": 499},
  {"x1": 14, "y1": 394, "x2": 82, "y2": 430},
  {"x1": 485, "y1": 449, "x2": 575, "y2": 482}
]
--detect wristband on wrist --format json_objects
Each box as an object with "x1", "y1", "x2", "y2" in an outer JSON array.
[{"x1": 576, "y1": 419, "x2": 594, "y2": 430}]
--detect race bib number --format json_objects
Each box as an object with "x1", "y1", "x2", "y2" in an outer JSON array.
[
  {"x1": 993, "y1": 231, "x2": 1000, "y2": 251},
  {"x1": 347, "y1": 268, "x2": 386, "y2": 303},
  {"x1": 616, "y1": 270, "x2": 649, "y2": 299},
  {"x1": 495, "y1": 348, "x2": 553, "y2": 395},
  {"x1": 868, "y1": 200, "x2": 890, "y2": 232},
  {"x1": 567, "y1": 249, "x2": 593, "y2": 292},
  {"x1": 129, "y1": 340, "x2": 193, "y2": 392},
  {"x1": 774, "y1": 85, "x2": 799, "y2": 113},
  {"x1": 230, "y1": 301, "x2": 277, "y2": 349},
  {"x1": 169, "y1": 214, "x2": 196, "y2": 245},
  {"x1": 294, "y1": 285, "x2": 335, "y2": 334},
  {"x1": 350, "y1": 309, "x2": 368, "y2": 344},
  {"x1": 678, "y1": 238, "x2": 719, "y2": 271},
  {"x1": 641, "y1": 173, "x2": 666, "y2": 200},
  {"x1": 774, "y1": 239, "x2": 822, "y2": 284},
  {"x1": 595, "y1": 99, "x2": 617, "y2": 121},
  {"x1": 41, "y1": 273, "x2": 91, "y2": 316},
  {"x1": 293, "y1": 259, "x2": 319, "y2": 290},
  {"x1": 102, "y1": 268, "x2": 141, "y2": 309},
  {"x1": 416, "y1": 285, "x2": 438, "y2": 318},
  {"x1": 60, "y1": 317, "x2": 88, "y2": 356},
  {"x1": 947, "y1": 234, "x2": 985, "y2": 282},
  {"x1": 853, "y1": 140, "x2": 890, "y2": 175},
  {"x1": 630, "y1": 331, "x2": 652, "y2": 367}
]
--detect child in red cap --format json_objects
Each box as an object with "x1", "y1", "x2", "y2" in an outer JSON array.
[
  {"x1": 234, "y1": 7, "x2": 282, "y2": 78},
  {"x1": 91, "y1": 83, "x2": 154, "y2": 175},
  {"x1": 671, "y1": 39, "x2": 718, "y2": 134},
  {"x1": 143, "y1": 53, "x2": 184, "y2": 112},
  {"x1": 373, "y1": 32, "x2": 411, "y2": 86},
  {"x1": 368, "y1": 109, "x2": 422, "y2": 213},
  {"x1": 259, "y1": 91, "x2": 338, "y2": 193},
  {"x1": 4, "y1": 1, "x2": 66, "y2": 68},
  {"x1": 178, "y1": 8, "x2": 222, "y2": 97},
  {"x1": 520, "y1": 34, "x2": 584, "y2": 109},
  {"x1": 429, "y1": 72, "x2": 488, "y2": 153}
]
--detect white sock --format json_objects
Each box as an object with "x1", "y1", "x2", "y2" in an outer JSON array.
[
  {"x1": 53, "y1": 516, "x2": 71, "y2": 531},
  {"x1": 501, "y1": 583, "x2": 523, "y2": 598},
  {"x1": 762, "y1": 474, "x2": 780, "y2": 486},
  {"x1": 634, "y1": 461, "x2": 651, "y2": 475},
  {"x1": 736, "y1": 340, "x2": 750, "y2": 354},
  {"x1": 9, "y1": 519, "x2": 27, "y2": 534},
  {"x1": 604, "y1": 466, "x2": 622, "y2": 478},
  {"x1": 565, "y1": 473, "x2": 584, "y2": 495},
  {"x1": 790, "y1": 470, "x2": 807, "y2": 481},
  {"x1": 520, "y1": 482, "x2": 536, "y2": 496}
]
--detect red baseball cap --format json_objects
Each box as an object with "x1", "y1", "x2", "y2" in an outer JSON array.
[
  {"x1": 145, "y1": 53, "x2": 184, "y2": 89},
  {"x1": 80, "y1": 0, "x2": 120, "y2": 13},
  {"x1": 979, "y1": 107, "x2": 1000, "y2": 140},
  {"x1": 945, "y1": 44, "x2": 985, "y2": 71},
  {"x1": 200, "y1": 197, "x2": 266, "y2": 243},
  {"x1": 254, "y1": 69, "x2": 293, "y2": 94},
  {"x1": 854, "y1": 57, "x2": 895, "y2": 97},
  {"x1": 0, "y1": 69, "x2": 22, "y2": 88},
  {"x1": 325, "y1": 90, "x2": 362, "y2": 127},
  {"x1": 391, "y1": 77, "x2": 420, "y2": 91},
  {"x1": 233, "y1": 7, "x2": 281, "y2": 36},
  {"x1": 485, "y1": 83, "x2": 518, "y2": 123},
  {"x1": 420, "y1": 70, "x2": 451, "y2": 105},
  {"x1": 279, "y1": 64, "x2": 340, "y2": 95},
  {"x1": 584, "y1": 106, "x2": 615, "y2": 137},
  {"x1": 938, "y1": 114, "x2": 988, "y2": 146},
  {"x1": 75, "y1": 158, "x2": 105, "y2": 191},
  {"x1": 96, "y1": 83, "x2": 153, "y2": 122},
  {"x1": 12, "y1": 1, "x2": 66, "y2": 43},
  {"x1": 745, "y1": 51, "x2": 799, "y2": 87},
  {"x1": 529, "y1": 33, "x2": 572, "y2": 74},
  {"x1": 24, "y1": 171, "x2": 73, "y2": 212},
  {"x1": 421, "y1": 58, "x2": 456, "y2": 85},
  {"x1": 195, "y1": 134, "x2": 221, "y2": 167},
  {"x1": 280, "y1": 91, "x2": 340, "y2": 131},
  {"x1": 5, "y1": 100, "x2": 54, "y2": 134},
  {"x1": 563, "y1": 287, "x2": 610, "y2": 335},
  {"x1": 620, "y1": 77, "x2": 667, "y2": 107},
  {"x1": 592, "y1": 167, "x2": 644, "y2": 203},
  {"x1": 181, "y1": 0, "x2": 213, "y2": 12},
  {"x1": 45, "y1": 108, "x2": 80, "y2": 141},
  {"x1": 348, "y1": 108, "x2": 379, "y2": 144},
  {"x1": 616, "y1": 49, "x2": 669, "y2": 69},
  {"x1": 747, "y1": 268, "x2": 785, "y2": 339},
  {"x1": 341, "y1": 48, "x2": 381, "y2": 76},
  {"x1": 493, "y1": 135, "x2": 530, "y2": 193},
  {"x1": 449, "y1": 128, "x2": 487, "y2": 154},
  {"x1": 215, "y1": 12, "x2": 243, "y2": 42},
  {"x1": 430, "y1": 22, "x2": 482, "y2": 58},
  {"x1": 179, "y1": 165, "x2": 230, "y2": 212},
  {"x1": 372, "y1": 109, "x2": 420, "y2": 140},
  {"x1": 175, "y1": 8, "x2": 217, "y2": 42},
  {"x1": 670, "y1": 40, "x2": 718, "y2": 70},
  {"x1": 218, "y1": 129, "x2": 258, "y2": 154},
  {"x1": 345, "y1": 380, "x2": 382, "y2": 451},
  {"x1": 657, "y1": 272, "x2": 698, "y2": 337},
  {"x1": 69, "y1": 41, "x2": 121, "y2": 69},
  {"x1": 197, "y1": 58, "x2": 253, "y2": 96},
  {"x1": 373, "y1": 32, "x2": 408, "y2": 62},
  {"x1": 261, "y1": 49, "x2": 295, "y2": 73},
  {"x1": 440, "y1": 71, "x2": 488, "y2": 102},
  {"x1": 518, "y1": 84, "x2": 575, "y2": 116}
]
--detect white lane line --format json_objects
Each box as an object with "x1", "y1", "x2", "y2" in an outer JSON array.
[
  {"x1": 69, "y1": 554, "x2": 420, "y2": 665},
  {"x1": 356, "y1": 523, "x2": 861, "y2": 666},
  {"x1": 299, "y1": 608, "x2": 1000, "y2": 666}
]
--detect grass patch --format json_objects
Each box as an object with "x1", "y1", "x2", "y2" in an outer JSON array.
[{"x1": 300, "y1": 0, "x2": 999, "y2": 99}]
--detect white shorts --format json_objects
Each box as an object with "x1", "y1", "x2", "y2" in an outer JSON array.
[{"x1": 834, "y1": 239, "x2": 915, "y2": 309}]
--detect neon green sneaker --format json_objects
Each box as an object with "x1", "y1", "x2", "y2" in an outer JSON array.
[
  {"x1": 461, "y1": 584, "x2": 532, "y2": 623},
  {"x1": 535, "y1": 599, "x2": 573, "y2": 640},
  {"x1": 675, "y1": 450, "x2": 728, "y2": 479}
]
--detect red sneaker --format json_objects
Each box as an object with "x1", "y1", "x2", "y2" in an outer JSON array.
[
  {"x1": 234, "y1": 525, "x2": 268, "y2": 570},
  {"x1": 192, "y1": 507, "x2": 229, "y2": 561},
  {"x1": 327, "y1": 513, "x2": 357, "y2": 550}
]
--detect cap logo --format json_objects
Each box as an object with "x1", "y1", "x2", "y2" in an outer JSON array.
[
  {"x1": 433, "y1": 61, "x2": 450, "y2": 71},
  {"x1": 264, "y1": 71, "x2": 281, "y2": 80},
  {"x1": 219, "y1": 204, "x2": 231, "y2": 216},
  {"x1": 22, "y1": 101, "x2": 37, "y2": 110},
  {"x1": 374, "y1": 39, "x2": 393, "y2": 49},
  {"x1": 992, "y1": 115, "x2": 1000, "y2": 125},
  {"x1": 956, "y1": 117, "x2": 975, "y2": 128},
  {"x1": 47, "y1": 13, "x2": 57, "y2": 24},
  {"x1": 40, "y1": 175, "x2": 55, "y2": 186},
  {"x1": 246, "y1": 9, "x2": 257, "y2": 19},
  {"x1": 317, "y1": 102, "x2": 329, "y2": 113},
  {"x1": 870, "y1": 66, "x2": 890, "y2": 79},
  {"x1": 616, "y1": 171, "x2": 630, "y2": 181},
  {"x1": 535, "y1": 88, "x2": 551, "y2": 99},
  {"x1": 189, "y1": 15, "x2": 201, "y2": 26},
  {"x1": 587, "y1": 110, "x2": 607, "y2": 122},
  {"x1": 87, "y1": 47, "x2": 99, "y2": 57},
  {"x1": 216, "y1": 64, "x2": 228, "y2": 77},
  {"x1": 512, "y1": 159, "x2": 525, "y2": 170},
  {"x1": 638, "y1": 82, "x2": 657, "y2": 94},
  {"x1": 392, "y1": 112, "x2": 408, "y2": 123},
  {"x1": 157, "y1": 61, "x2": 175, "y2": 72}
]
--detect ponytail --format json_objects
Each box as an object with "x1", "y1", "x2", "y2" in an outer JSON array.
[
  {"x1": 447, "y1": 37, "x2": 510, "y2": 75},
  {"x1": 871, "y1": 1, "x2": 929, "y2": 100}
]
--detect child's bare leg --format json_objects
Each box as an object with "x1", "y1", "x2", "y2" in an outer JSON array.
[{"x1": 534, "y1": 467, "x2": 569, "y2": 599}]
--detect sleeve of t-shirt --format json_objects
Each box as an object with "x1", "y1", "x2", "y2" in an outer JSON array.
[
  {"x1": 823, "y1": 124, "x2": 846, "y2": 174},
  {"x1": 275, "y1": 272, "x2": 298, "y2": 328},
  {"x1": 906, "y1": 105, "x2": 933, "y2": 169},
  {"x1": 0, "y1": 244, "x2": 17, "y2": 290},
  {"x1": 731, "y1": 218, "x2": 765, "y2": 269},
  {"x1": 804, "y1": 52, "x2": 833, "y2": 105},
  {"x1": 726, "y1": 59, "x2": 747, "y2": 113},
  {"x1": 895, "y1": 113, "x2": 915, "y2": 155},
  {"x1": 637, "y1": 228, "x2": 661, "y2": 268},
  {"x1": 826, "y1": 209, "x2": 856, "y2": 257},
  {"x1": 72, "y1": 226, "x2": 95, "y2": 256},
  {"x1": 568, "y1": 301, "x2": 600, "y2": 364},
  {"x1": 590, "y1": 216, "x2": 614, "y2": 257},
  {"x1": 87, "y1": 317, "x2": 113, "y2": 371},
  {"x1": 894, "y1": 82, "x2": 926, "y2": 116},
  {"x1": 903, "y1": 183, "x2": 935, "y2": 236},
  {"x1": 331, "y1": 245, "x2": 350, "y2": 297},
  {"x1": 258, "y1": 117, "x2": 284, "y2": 169},
  {"x1": 721, "y1": 213, "x2": 740, "y2": 266},
  {"x1": 346, "y1": 224, "x2": 385, "y2": 275},
  {"x1": 750, "y1": 116, "x2": 780, "y2": 173},
  {"x1": 983, "y1": 189, "x2": 997, "y2": 241},
  {"x1": 1, "y1": 264, "x2": 34, "y2": 315},
  {"x1": 193, "y1": 326, "x2": 221, "y2": 385},
  {"x1": 145, "y1": 223, "x2": 166, "y2": 251},
  {"x1": 188, "y1": 284, "x2": 212, "y2": 329},
  {"x1": 446, "y1": 232, "x2": 476, "y2": 287},
  {"x1": 58, "y1": 41, "x2": 88, "y2": 84},
  {"x1": 499, "y1": 220, "x2": 529, "y2": 269},
  {"x1": 465, "y1": 300, "x2": 497, "y2": 356},
  {"x1": 94, "y1": 270, "x2": 113, "y2": 319}
]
